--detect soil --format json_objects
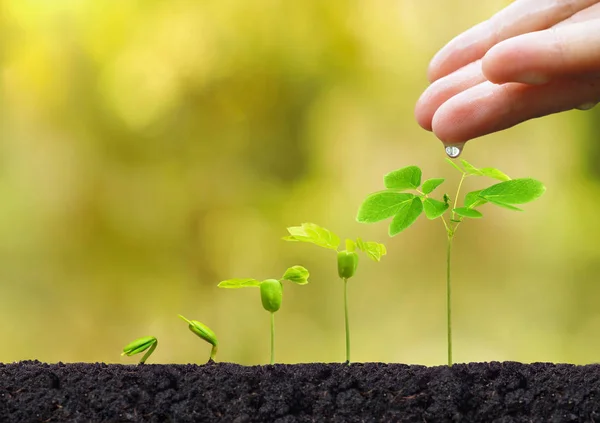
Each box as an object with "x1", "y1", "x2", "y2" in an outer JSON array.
[{"x1": 1, "y1": 360, "x2": 599, "y2": 422}]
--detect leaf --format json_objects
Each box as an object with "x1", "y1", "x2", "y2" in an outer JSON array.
[
  {"x1": 460, "y1": 159, "x2": 482, "y2": 176},
  {"x1": 422, "y1": 178, "x2": 445, "y2": 195},
  {"x1": 355, "y1": 237, "x2": 387, "y2": 262},
  {"x1": 389, "y1": 197, "x2": 423, "y2": 236},
  {"x1": 345, "y1": 239, "x2": 356, "y2": 252},
  {"x1": 463, "y1": 190, "x2": 487, "y2": 209},
  {"x1": 383, "y1": 166, "x2": 422, "y2": 190},
  {"x1": 284, "y1": 222, "x2": 340, "y2": 250},
  {"x1": 217, "y1": 278, "x2": 262, "y2": 288},
  {"x1": 281, "y1": 265, "x2": 309, "y2": 285},
  {"x1": 423, "y1": 198, "x2": 449, "y2": 219},
  {"x1": 479, "y1": 178, "x2": 546, "y2": 204},
  {"x1": 445, "y1": 158, "x2": 464, "y2": 173},
  {"x1": 486, "y1": 199, "x2": 523, "y2": 211},
  {"x1": 453, "y1": 207, "x2": 483, "y2": 218},
  {"x1": 479, "y1": 167, "x2": 511, "y2": 181},
  {"x1": 356, "y1": 192, "x2": 416, "y2": 223}
]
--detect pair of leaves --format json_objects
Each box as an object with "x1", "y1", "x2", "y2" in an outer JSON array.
[
  {"x1": 357, "y1": 163, "x2": 546, "y2": 235},
  {"x1": 218, "y1": 265, "x2": 309, "y2": 288},
  {"x1": 284, "y1": 223, "x2": 386, "y2": 262}
]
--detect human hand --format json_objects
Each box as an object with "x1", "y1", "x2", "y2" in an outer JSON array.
[{"x1": 415, "y1": 0, "x2": 600, "y2": 144}]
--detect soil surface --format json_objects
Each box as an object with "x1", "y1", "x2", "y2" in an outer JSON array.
[{"x1": 1, "y1": 361, "x2": 599, "y2": 422}]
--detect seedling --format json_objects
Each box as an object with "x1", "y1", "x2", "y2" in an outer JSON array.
[
  {"x1": 356, "y1": 159, "x2": 545, "y2": 365},
  {"x1": 178, "y1": 315, "x2": 219, "y2": 363},
  {"x1": 283, "y1": 222, "x2": 386, "y2": 363},
  {"x1": 121, "y1": 336, "x2": 157, "y2": 364},
  {"x1": 217, "y1": 265, "x2": 309, "y2": 364}
]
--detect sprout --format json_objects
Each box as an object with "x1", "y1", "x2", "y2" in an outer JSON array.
[
  {"x1": 121, "y1": 336, "x2": 158, "y2": 364},
  {"x1": 218, "y1": 265, "x2": 309, "y2": 364},
  {"x1": 178, "y1": 315, "x2": 218, "y2": 363}
]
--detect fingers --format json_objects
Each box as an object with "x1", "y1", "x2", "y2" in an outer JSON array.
[
  {"x1": 430, "y1": 77, "x2": 600, "y2": 143},
  {"x1": 415, "y1": 60, "x2": 486, "y2": 131},
  {"x1": 427, "y1": 0, "x2": 599, "y2": 82},
  {"x1": 483, "y1": 19, "x2": 600, "y2": 84}
]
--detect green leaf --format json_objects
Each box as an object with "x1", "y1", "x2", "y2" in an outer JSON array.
[
  {"x1": 423, "y1": 198, "x2": 449, "y2": 219},
  {"x1": 389, "y1": 197, "x2": 423, "y2": 236},
  {"x1": 486, "y1": 199, "x2": 523, "y2": 211},
  {"x1": 422, "y1": 178, "x2": 445, "y2": 195},
  {"x1": 479, "y1": 178, "x2": 545, "y2": 204},
  {"x1": 464, "y1": 190, "x2": 487, "y2": 209},
  {"x1": 122, "y1": 336, "x2": 157, "y2": 356},
  {"x1": 284, "y1": 222, "x2": 340, "y2": 250},
  {"x1": 460, "y1": 159, "x2": 482, "y2": 176},
  {"x1": 479, "y1": 167, "x2": 511, "y2": 181},
  {"x1": 445, "y1": 158, "x2": 464, "y2": 173},
  {"x1": 453, "y1": 207, "x2": 483, "y2": 218},
  {"x1": 355, "y1": 237, "x2": 386, "y2": 262},
  {"x1": 217, "y1": 278, "x2": 262, "y2": 288},
  {"x1": 356, "y1": 192, "x2": 415, "y2": 223},
  {"x1": 178, "y1": 315, "x2": 218, "y2": 346},
  {"x1": 345, "y1": 239, "x2": 356, "y2": 252},
  {"x1": 281, "y1": 265, "x2": 309, "y2": 285},
  {"x1": 383, "y1": 166, "x2": 422, "y2": 190}
]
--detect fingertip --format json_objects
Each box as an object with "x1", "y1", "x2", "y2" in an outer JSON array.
[{"x1": 414, "y1": 92, "x2": 434, "y2": 131}]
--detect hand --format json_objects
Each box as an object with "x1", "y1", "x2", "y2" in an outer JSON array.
[{"x1": 415, "y1": 0, "x2": 600, "y2": 144}]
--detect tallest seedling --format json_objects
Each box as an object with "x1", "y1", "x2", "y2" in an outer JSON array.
[{"x1": 356, "y1": 160, "x2": 545, "y2": 365}]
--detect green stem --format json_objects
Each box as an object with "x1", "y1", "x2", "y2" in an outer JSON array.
[
  {"x1": 343, "y1": 277, "x2": 350, "y2": 364},
  {"x1": 270, "y1": 312, "x2": 275, "y2": 365},
  {"x1": 451, "y1": 173, "x2": 466, "y2": 221},
  {"x1": 209, "y1": 344, "x2": 218, "y2": 362},
  {"x1": 446, "y1": 235, "x2": 453, "y2": 366},
  {"x1": 139, "y1": 340, "x2": 157, "y2": 365}
]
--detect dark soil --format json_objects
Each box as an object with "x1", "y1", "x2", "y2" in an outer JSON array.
[{"x1": 1, "y1": 361, "x2": 599, "y2": 422}]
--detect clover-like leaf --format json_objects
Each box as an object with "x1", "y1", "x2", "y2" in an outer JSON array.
[
  {"x1": 355, "y1": 237, "x2": 387, "y2": 262},
  {"x1": 479, "y1": 178, "x2": 545, "y2": 204},
  {"x1": 281, "y1": 265, "x2": 309, "y2": 285},
  {"x1": 217, "y1": 278, "x2": 262, "y2": 288},
  {"x1": 464, "y1": 190, "x2": 487, "y2": 209},
  {"x1": 357, "y1": 192, "x2": 416, "y2": 223},
  {"x1": 423, "y1": 198, "x2": 449, "y2": 219},
  {"x1": 446, "y1": 158, "x2": 464, "y2": 173},
  {"x1": 422, "y1": 178, "x2": 445, "y2": 195},
  {"x1": 460, "y1": 159, "x2": 482, "y2": 176},
  {"x1": 453, "y1": 207, "x2": 483, "y2": 218},
  {"x1": 479, "y1": 167, "x2": 511, "y2": 181},
  {"x1": 284, "y1": 222, "x2": 340, "y2": 250},
  {"x1": 383, "y1": 166, "x2": 422, "y2": 190},
  {"x1": 389, "y1": 197, "x2": 423, "y2": 236}
]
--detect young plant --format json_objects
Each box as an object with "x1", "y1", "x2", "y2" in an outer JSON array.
[
  {"x1": 217, "y1": 265, "x2": 309, "y2": 364},
  {"x1": 356, "y1": 159, "x2": 545, "y2": 366},
  {"x1": 121, "y1": 336, "x2": 157, "y2": 364},
  {"x1": 178, "y1": 315, "x2": 219, "y2": 363},
  {"x1": 283, "y1": 222, "x2": 386, "y2": 363}
]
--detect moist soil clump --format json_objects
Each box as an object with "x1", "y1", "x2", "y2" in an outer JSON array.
[{"x1": 1, "y1": 360, "x2": 598, "y2": 422}]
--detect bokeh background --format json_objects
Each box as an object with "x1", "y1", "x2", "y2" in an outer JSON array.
[{"x1": 2, "y1": 0, "x2": 600, "y2": 366}]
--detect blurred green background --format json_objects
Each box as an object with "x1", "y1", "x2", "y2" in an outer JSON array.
[{"x1": 2, "y1": 0, "x2": 600, "y2": 366}]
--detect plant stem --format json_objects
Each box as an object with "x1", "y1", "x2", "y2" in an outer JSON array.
[
  {"x1": 451, "y1": 173, "x2": 466, "y2": 221},
  {"x1": 270, "y1": 312, "x2": 275, "y2": 365},
  {"x1": 139, "y1": 340, "x2": 157, "y2": 365},
  {"x1": 343, "y1": 277, "x2": 350, "y2": 364},
  {"x1": 209, "y1": 344, "x2": 218, "y2": 362},
  {"x1": 446, "y1": 234, "x2": 453, "y2": 366}
]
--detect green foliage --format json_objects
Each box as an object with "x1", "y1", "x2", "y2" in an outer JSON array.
[
  {"x1": 389, "y1": 197, "x2": 423, "y2": 236},
  {"x1": 355, "y1": 237, "x2": 386, "y2": 262},
  {"x1": 479, "y1": 179, "x2": 546, "y2": 204},
  {"x1": 384, "y1": 166, "x2": 421, "y2": 190},
  {"x1": 423, "y1": 198, "x2": 449, "y2": 220},
  {"x1": 422, "y1": 178, "x2": 445, "y2": 194},
  {"x1": 453, "y1": 207, "x2": 483, "y2": 219},
  {"x1": 283, "y1": 222, "x2": 340, "y2": 250},
  {"x1": 121, "y1": 336, "x2": 157, "y2": 364},
  {"x1": 216, "y1": 278, "x2": 262, "y2": 288},
  {"x1": 355, "y1": 192, "x2": 415, "y2": 223},
  {"x1": 281, "y1": 266, "x2": 309, "y2": 285},
  {"x1": 178, "y1": 315, "x2": 218, "y2": 362}
]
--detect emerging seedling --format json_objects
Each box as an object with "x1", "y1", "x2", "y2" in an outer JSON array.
[
  {"x1": 356, "y1": 159, "x2": 545, "y2": 365},
  {"x1": 121, "y1": 336, "x2": 157, "y2": 364},
  {"x1": 217, "y1": 266, "x2": 309, "y2": 364},
  {"x1": 283, "y1": 222, "x2": 386, "y2": 363},
  {"x1": 178, "y1": 315, "x2": 219, "y2": 363}
]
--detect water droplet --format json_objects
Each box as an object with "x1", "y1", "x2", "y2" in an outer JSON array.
[
  {"x1": 576, "y1": 102, "x2": 598, "y2": 111},
  {"x1": 444, "y1": 143, "x2": 464, "y2": 158}
]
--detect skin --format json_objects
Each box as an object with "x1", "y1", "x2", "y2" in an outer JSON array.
[{"x1": 415, "y1": 0, "x2": 600, "y2": 144}]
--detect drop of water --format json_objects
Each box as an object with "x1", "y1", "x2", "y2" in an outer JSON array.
[{"x1": 444, "y1": 143, "x2": 464, "y2": 158}]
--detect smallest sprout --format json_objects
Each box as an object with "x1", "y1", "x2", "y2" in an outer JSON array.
[
  {"x1": 178, "y1": 315, "x2": 219, "y2": 362},
  {"x1": 121, "y1": 336, "x2": 157, "y2": 364}
]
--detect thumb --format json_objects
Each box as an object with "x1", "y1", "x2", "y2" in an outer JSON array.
[{"x1": 482, "y1": 19, "x2": 600, "y2": 85}]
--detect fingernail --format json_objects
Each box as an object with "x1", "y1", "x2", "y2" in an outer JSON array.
[
  {"x1": 576, "y1": 102, "x2": 598, "y2": 111},
  {"x1": 513, "y1": 72, "x2": 550, "y2": 85}
]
